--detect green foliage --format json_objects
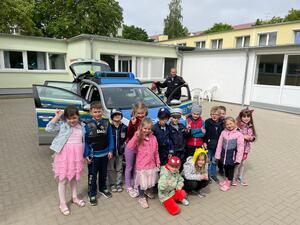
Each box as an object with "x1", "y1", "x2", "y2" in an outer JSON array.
[
  {"x1": 254, "y1": 8, "x2": 300, "y2": 26},
  {"x1": 203, "y1": 23, "x2": 233, "y2": 34},
  {"x1": 163, "y1": 0, "x2": 188, "y2": 39},
  {"x1": 122, "y1": 25, "x2": 148, "y2": 41},
  {"x1": 0, "y1": 0, "x2": 41, "y2": 35},
  {"x1": 284, "y1": 8, "x2": 300, "y2": 21},
  {"x1": 34, "y1": 0, "x2": 123, "y2": 38}
]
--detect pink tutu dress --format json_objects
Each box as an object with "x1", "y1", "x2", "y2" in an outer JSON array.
[{"x1": 53, "y1": 124, "x2": 84, "y2": 181}]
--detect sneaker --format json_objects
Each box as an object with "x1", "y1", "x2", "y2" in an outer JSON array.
[
  {"x1": 220, "y1": 180, "x2": 231, "y2": 192},
  {"x1": 231, "y1": 179, "x2": 238, "y2": 186},
  {"x1": 238, "y1": 177, "x2": 248, "y2": 186},
  {"x1": 99, "y1": 189, "x2": 112, "y2": 198},
  {"x1": 127, "y1": 187, "x2": 139, "y2": 198},
  {"x1": 138, "y1": 197, "x2": 149, "y2": 209},
  {"x1": 197, "y1": 190, "x2": 207, "y2": 198},
  {"x1": 210, "y1": 175, "x2": 220, "y2": 183},
  {"x1": 111, "y1": 185, "x2": 117, "y2": 193},
  {"x1": 89, "y1": 196, "x2": 97, "y2": 206},
  {"x1": 145, "y1": 190, "x2": 155, "y2": 199},
  {"x1": 219, "y1": 170, "x2": 224, "y2": 177},
  {"x1": 219, "y1": 179, "x2": 227, "y2": 186},
  {"x1": 117, "y1": 185, "x2": 123, "y2": 192},
  {"x1": 180, "y1": 198, "x2": 190, "y2": 206}
]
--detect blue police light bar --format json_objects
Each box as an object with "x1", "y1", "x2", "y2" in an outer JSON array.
[
  {"x1": 94, "y1": 71, "x2": 135, "y2": 79},
  {"x1": 100, "y1": 78, "x2": 141, "y2": 84}
]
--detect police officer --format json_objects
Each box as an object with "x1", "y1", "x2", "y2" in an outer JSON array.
[{"x1": 154, "y1": 68, "x2": 186, "y2": 101}]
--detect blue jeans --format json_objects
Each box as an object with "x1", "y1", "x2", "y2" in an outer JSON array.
[{"x1": 208, "y1": 149, "x2": 217, "y2": 177}]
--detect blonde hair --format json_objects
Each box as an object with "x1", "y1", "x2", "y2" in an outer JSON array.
[
  {"x1": 224, "y1": 117, "x2": 236, "y2": 129},
  {"x1": 210, "y1": 106, "x2": 220, "y2": 114},
  {"x1": 137, "y1": 118, "x2": 153, "y2": 146},
  {"x1": 194, "y1": 153, "x2": 208, "y2": 174},
  {"x1": 131, "y1": 102, "x2": 148, "y2": 117}
]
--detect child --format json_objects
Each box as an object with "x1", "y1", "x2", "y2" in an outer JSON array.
[
  {"x1": 169, "y1": 108, "x2": 188, "y2": 165},
  {"x1": 217, "y1": 105, "x2": 227, "y2": 175},
  {"x1": 46, "y1": 105, "x2": 86, "y2": 216},
  {"x1": 107, "y1": 109, "x2": 127, "y2": 192},
  {"x1": 203, "y1": 106, "x2": 224, "y2": 183},
  {"x1": 153, "y1": 108, "x2": 172, "y2": 165},
  {"x1": 84, "y1": 101, "x2": 114, "y2": 206},
  {"x1": 125, "y1": 102, "x2": 148, "y2": 198},
  {"x1": 186, "y1": 104, "x2": 206, "y2": 159},
  {"x1": 158, "y1": 156, "x2": 189, "y2": 216},
  {"x1": 215, "y1": 117, "x2": 244, "y2": 191},
  {"x1": 232, "y1": 108, "x2": 256, "y2": 186},
  {"x1": 182, "y1": 148, "x2": 209, "y2": 197},
  {"x1": 127, "y1": 118, "x2": 160, "y2": 209}
]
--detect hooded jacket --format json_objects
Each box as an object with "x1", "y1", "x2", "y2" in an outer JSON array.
[
  {"x1": 182, "y1": 156, "x2": 208, "y2": 181},
  {"x1": 237, "y1": 122, "x2": 255, "y2": 154},
  {"x1": 204, "y1": 118, "x2": 224, "y2": 150},
  {"x1": 186, "y1": 116, "x2": 205, "y2": 147},
  {"x1": 111, "y1": 122, "x2": 128, "y2": 156}
]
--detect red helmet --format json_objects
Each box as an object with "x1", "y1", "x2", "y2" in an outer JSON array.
[{"x1": 167, "y1": 156, "x2": 181, "y2": 167}]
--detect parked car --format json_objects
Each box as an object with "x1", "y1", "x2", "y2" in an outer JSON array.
[{"x1": 32, "y1": 60, "x2": 192, "y2": 144}]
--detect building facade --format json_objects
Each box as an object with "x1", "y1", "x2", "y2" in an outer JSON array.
[{"x1": 159, "y1": 21, "x2": 300, "y2": 50}]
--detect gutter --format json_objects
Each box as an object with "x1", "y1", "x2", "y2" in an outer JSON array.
[
  {"x1": 175, "y1": 46, "x2": 195, "y2": 76},
  {"x1": 90, "y1": 36, "x2": 95, "y2": 59},
  {"x1": 241, "y1": 48, "x2": 250, "y2": 106}
]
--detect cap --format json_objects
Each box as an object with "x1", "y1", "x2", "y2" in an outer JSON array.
[
  {"x1": 167, "y1": 156, "x2": 181, "y2": 167},
  {"x1": 170, "y1": 108, "x2": 182, "y2": 117},
  {"x1": 110, "y1": 109, "x2": 123, "y2": 119},
  {"x1": 191, "y1": 104, "x2": 202, "y2": 115},
  {"x1": 157, "y1": 108, "x2": 170, "y2": 119}
]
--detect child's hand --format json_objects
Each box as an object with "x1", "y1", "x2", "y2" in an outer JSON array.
[
  {"x1": 86, "y1": 157, "x2": 92, "y2": 164},
  {"x1": 203, "y1": 143, "x2": 207, "y2": 149},
  {"x1": 186, "y1": 123, "x2": 191, "y2": 130},
  {"x1": 243, "y1": 153, "x2": 248, "y2": 160},
  {"x1": 244, "y1": 135, "x2": 251, "y2": 141},
  {"x1": 201, "y1": 128, "x2": 206, "y2": 134},
  {"x1": 108, "y1": 152, "x2": 113, "y2": 159},
  {"x1": 55, "y1": 109, "x2": 64, "y2": 118},
  {"x1": 131, "y1": 116, "x2": 137, "y2": 125}
]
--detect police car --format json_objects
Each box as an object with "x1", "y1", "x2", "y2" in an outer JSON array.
[{"x1": 33, "y1": 60, "x2": 192, "y2": 144}]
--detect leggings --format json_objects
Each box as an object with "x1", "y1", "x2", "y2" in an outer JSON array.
[
  {"x1": 124, "y1": 147, "x2": 136, "y2": 189},
  {"x1": 234, "y1": 160, "x2": 246, "y2": 180},
  {"x1": 58, "y1": 178, "x2": 78, "y2": 205},
  {"x1": 224, "y1": 164, "x2": 235, "y2": 181}
]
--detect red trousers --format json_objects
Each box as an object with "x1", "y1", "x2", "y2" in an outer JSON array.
[{"x1": 163, "y1": 189, "x2": 186, "y2": 215}]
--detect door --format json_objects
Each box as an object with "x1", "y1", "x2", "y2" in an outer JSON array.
[
  {"x1": 44, "y1": 81, "x2": 80, "y2": 95},
  {"x1": 167, "y1": 84, "x2": 192, "y2": 115},
  {"x1": 32, "y1": 85, "x2": 91, "y2": 145}
]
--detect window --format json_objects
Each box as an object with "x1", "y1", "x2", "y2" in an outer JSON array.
[
  {"x1": 211, "y1": 39, "x2": 223, "y2": 49},
  {"x1": 258, "y1": 32, "x2": 277, "y2": 46},
  {"x1": 178, "y1": 43, "x2": 186, "y2": 46},
  {"x1": 236, "y1": 36, "x2": 250, "y2": 48},
  {"x1": 118, "y1": 56, "x2": 132, "y2": 72},
  {"x1": 49, "y1": 53, "x2": 65, "y2": 70},
  {"x1": 4, "y1": 51, "x2": 23, "y2": 69},
  {"x1": 100, "y1": 54, "x2": 115, "y2": 71},
  {"x1": 27, "y1": 51, "x2": 46, "y2": 70},
  {"x1": 164, "y1": 58, "x2": 177, "y2": 78},
  {"x1": 285, "y1": 55, "x2": 300, "y2": 86},
  {"x1": 294, "y1": 30, "x2": 300, "y2": 44},
  {"x1": 195, "y1": 41, "x2": 206, "y2": 49},
  {"x1": 256, "y1": 54, "x2": 284, "y2": 86}
]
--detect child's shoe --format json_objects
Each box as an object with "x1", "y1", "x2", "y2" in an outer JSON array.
[
  {"x1": 111, "y1": 185, "x2": 118, "y2": 193},
  {"x1": 99, "y1": 189, "x2": 112, "y2": 198},
  {"x1": 210, "y1": 175, "x2": 220, "y2": 183},
  {"x1": 138, "y1": 197, "x2": 149, "y2": 208},
  {"x1": 180, "y1": 198, "x2": 190, "y2": 206},
  {"x1": 220, "y1": 180, "x2": 231, "y2": 192},
  {"x1": 145, "y1": 190, "x2": 155, "y2": 199},
  {"x1": 89, "y1": 196, "x2": 97, "y2": 206},
  {"x1": 117, "y1": 185, "x2": 123, "y2": 192},
  {"x1": 59, "y1": 203, "x2": 70, "y2": 216},
  {"x1": 238, "y1": 177, "x2": 248, "y2": 186},
  {"x1": 127, "y1": 187, "x2": 139, "y2": 198},
  {"x1": 231, "y1": 179, "x2": 238, "y2": 186},
  {"x1": 219, "y1": 179, "x2": 227, "y2": 186}
]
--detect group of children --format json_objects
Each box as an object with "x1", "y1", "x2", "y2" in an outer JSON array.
[{"x1": 46, "y1": 101, "x2": 256, "y2": 216}]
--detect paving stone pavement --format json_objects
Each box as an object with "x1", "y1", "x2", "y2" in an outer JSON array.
[{"x1": 0, "y1": 98, "x2": 300, "y2": 225}]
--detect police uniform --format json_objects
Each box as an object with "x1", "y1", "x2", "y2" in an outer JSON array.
[{"x1": 156, "y1": 75, "x2": 185, "y2": 100}]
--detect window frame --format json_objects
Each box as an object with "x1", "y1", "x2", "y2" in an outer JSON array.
[
  {"x1": 195, "y1": 41, "x2": 206, "y2": 49},
  {"x1": 258, "y1": 32, "x2": 277, "y2": 46},
  {"x1": 211, "y1": 39, "x2": 223, "y2": 49},
  {"x1": 178, "y1": 43, "x2": 187, "y2": 47},
  {"x1": 294, "y1": 29, "x2": 300, "y2": 44},
  {"x1": 235, "y1": 36, "x2": 250, "y2": 48}
]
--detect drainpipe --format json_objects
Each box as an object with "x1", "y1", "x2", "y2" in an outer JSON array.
[
  {"x1": 241, "y1": 48, "x2": 250, "y2": 107},
  {"x1": 175, "y1": 46, "x2": 184, "y2": 76},
  {"x1": 90, "y1": 36, "x2": 95, "y2": 59}
]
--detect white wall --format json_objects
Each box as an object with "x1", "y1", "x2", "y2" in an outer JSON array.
[{"x1": 182, "y1": 50, "x2": 247, "y2": 104}]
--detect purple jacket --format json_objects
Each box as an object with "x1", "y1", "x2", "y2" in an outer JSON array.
[
  {"x1": 237, "y1": 122, "x2": 255, "y2": 154},
  {"x1": 215, "y1": 129, "x2": 244, "y2": 165}
]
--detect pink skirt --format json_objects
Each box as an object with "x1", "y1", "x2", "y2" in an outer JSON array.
[
  {"x1": 134, "y1": 168, "x2": 159, "y2": 190},
  {"x1": 53, "y1": 143, "x2": 84, "y2": 181}
]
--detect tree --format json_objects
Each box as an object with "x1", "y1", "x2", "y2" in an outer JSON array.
[
  {"x1": 284, "y1": 8, "x2": 300, "y2": 21},
  {"x1": 163, "y1": 0, "x2": 188, "y2": 39},
  {"x1": 122, "y1": 25, "x2": 148, "y2": 41},
  {"x1": 33, "y1": 0, "x2": 123, "y2": 38},
  {"x1": 0, "y1": 0, "x2": 41, "y2": 35},
  {"x1": 204, "y1": 23, "x2": 233, "y2": 34}
]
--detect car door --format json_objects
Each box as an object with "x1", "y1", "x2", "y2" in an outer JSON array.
[
  {"x1": 32, "y1": 85, "x2": 91, "y2": 145},
  {"x1": 167, "y1": 84, "x2": 193, "y2": 115},
  {"x1": 44, "y1": 81, "x2": 80, "y2": 95}
]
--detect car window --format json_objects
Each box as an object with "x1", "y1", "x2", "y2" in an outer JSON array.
[
  {"x1": 80, "y1": 82, "x2": 90, "y2": 99},
  {"x1": 36, "y1": 86, "x2": 87, "y2": 109},
  {"x1": 88, "y1": 85, "x2": 101, "y2": 102},
  {"x1": 46, "y1": 82, "x2": 78, "y2": 94},
  {"x1": 71, "y1": 62, "x2": 111, "y2": 77},
  {"x1": 101, "y1": 87, "x2": 165, "y2": 109}
]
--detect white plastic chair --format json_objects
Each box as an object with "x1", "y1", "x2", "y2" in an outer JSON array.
[
  {"x1": 191, "y1": 88, "x2": 203, "y2": 105},
  {"x1": 202, "y1": 86, "x2": 217, "y2": 102}
]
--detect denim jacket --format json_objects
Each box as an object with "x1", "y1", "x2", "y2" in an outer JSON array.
[{"x1": 46, "y1": 121, "x2": 86, "y2": 153}]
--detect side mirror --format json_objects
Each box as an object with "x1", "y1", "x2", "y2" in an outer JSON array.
[
  {"x1": 169, "y1": 99, "x2": 182, "y2": 106},
  {"x1": 83, "y1": 103, "x2": 90, "y2": 111}
]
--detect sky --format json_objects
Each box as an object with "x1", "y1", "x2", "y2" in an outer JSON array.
[{"x1": 118, "y1": 0, "x2": 299, "y2": 36}]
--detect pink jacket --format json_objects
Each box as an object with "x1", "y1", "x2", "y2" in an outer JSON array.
[
  {"x1": 215, "y1": 128, "x2": 244, "y2": 165},
  {"x1": 237, "y1": 122, "x2": 255, "y2": 154},
  {"x1": 127, "y1": 131, "x2": 160, "y2": 170}
]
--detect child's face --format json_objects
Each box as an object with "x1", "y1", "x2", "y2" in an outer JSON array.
[
  {"x1": 191, "y1": 112, "x2": 200, "y2": 120},
  {"x1": 225, "y1": 120, "x2": 236, "y2": 131},
  {"x1": 220, "y1": 109, "x2": 226, "y2": 119},
  {"x1": 197, "y1": 155, "x2": 206, "y2": 168},
  {"x1": 158, "y1": 118, "x2": 168, "y2": 126},
  {"x1": 90, "y1": 108, "x2": 103, "y2": 120},
  {"x1": 112, "y1": 114, "x2": 122, "y2": 123},
  {"x1": 241, "y1": 115, "x2": 251, "y2": 124},
  {"x1": 66, "y1": 115, "x2": 79, "y2": 127},
  {"x1": 136, "y1": 109, "x2": 146, "y2": 119},
  {"x1": 142, "y1": 123, "x2": 152, "y2": 136},
  {"x1": 168, "y1": 165, "x2": 180, "y2": 173},
  {"x1": 171, "y1": 116, "x2": 180, "y2": 125},
  {"x1": 211, "y1": 111, "x2": 220, "y2": 121}
]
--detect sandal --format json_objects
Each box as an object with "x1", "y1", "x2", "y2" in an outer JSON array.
[
  {"x1": 59, "y1": 203, "x2": 70, "y2": 216},
  {"x1": 72, "y1": 198, "x2": 86, "y2": 207}
]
